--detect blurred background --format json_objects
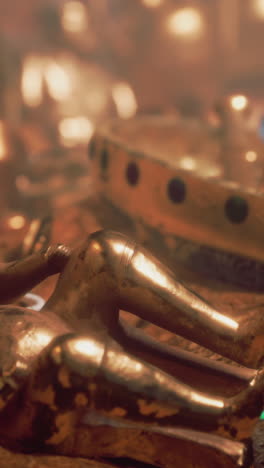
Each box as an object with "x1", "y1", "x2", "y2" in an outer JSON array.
[{"x1": 1, "y1": 0, "x2": 264, "y2": 258}]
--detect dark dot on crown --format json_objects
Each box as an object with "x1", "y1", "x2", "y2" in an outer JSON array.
[
  {"x1": 225, "y1": 196, "x2": 249, "y2": 224},
  {"x1": 167, "y1": 178, "x2": 186, "y2": 203},
  {"x1": 126, "y1": 162, "x2": 140, "y2": 186}
]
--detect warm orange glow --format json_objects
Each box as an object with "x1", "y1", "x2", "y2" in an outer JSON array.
[
  {"x1": 61, "y1": 1, "x2": 88, "y2": 33},
  {"x1": 189, "y1": 392, "x2": 224, "y2": 409},
  {"x1": 112, "y1": 82, "x2": 138, "y2": 119},
  {"x1": 22, "y1": 55, "x2": 73, "y2": 106},
  {"x1": 245, "y1": 151, "x2": 258, "y2": 162},
  {"x1": 0, "y1": 122, "x2": 7, "y2": 160},
  {"x1": 18, "y1": 329, "x2": 54, "y2": 359},
  {"x1": 70, "y1": 338, "x2": 101, "y2": 358},
  {"x1": 44, "y1": 61, "x2": 72, "y2": 101},
  {"x1": 133, "y1": 251, "x2": 172, "y2": 290},
  {"x1": 142, "y1": 0, "x2": 163, "y2": 7},
  {"x1": 230, "y1": 95, "x2": 248, "y2": 111},
  {"x1": 59, "y1": 116, "x2": 94, "y2": 146},
  {"x1": 253, "y1": 0, "x2": 264, "y2": 18},
  {"x1": 179, "y1": 156, "x2": 197, "y2": 171},
  {"x1": 7, "y1": 215, "x2": 26, "y2": 230},
  {"x1": 66, "y1": 336, "x2": 105, "y2": 370},
  {"x1": 21, "y1": 56, "x2": 43, "y2": 107},
  {"x1": 110, "y1": 240, "x2": 134, "y2": 257},
  {"x1": 166, "y1": 8, "x2": 204, "y2": 39}
]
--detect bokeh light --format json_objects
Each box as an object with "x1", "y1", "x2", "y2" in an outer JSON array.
[
  {"x1": 230, "y1": 95, "x2": 248, "y2": 111},
  {"x1": 179, "y1": 156, "x2": 197, "y2": 171},
  {"x1": 166, "y1": 8, "x2": 204, "y2": 39},
  {"x1": 59, "y1": 116, "x2": 94, "y2": 146},
  {"x1": 0, "y1": 123, "x2": 8, "y2": 160},
  {"x1": 21, "y1": 56, "x2": 43, "y2": 107},
  {"x1": 253, "y1": 0, "x2": 264, "y2": 19},
  {"x1": 61, "y1": 1, "x2": 88, "y2": 33},
  {"x1": 7, "y1": 215, "x2": 26, "y2": 230},
  {"x1": 245, "y1": 151, "x2": 258, "y2": 162},
  {"x1": 44, "y1": 60, "x2": 72, "y2": 101},
  {"x1": 112, "y1": 83, "x2": 138, "y2": 119},
  {"x1": 142, "y1": 0, "x2": 163, "y2": 8}
]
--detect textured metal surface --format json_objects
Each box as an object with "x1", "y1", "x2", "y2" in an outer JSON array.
[
  {"x1": 0, "y1": 181, "x2": 263, "y2": 467},
  {"x1": 0, "y1": 228, "x2": 262, "y2": 467},
  {"x1": 0, "y1": 244, "x2": 71, "y2": 304}
]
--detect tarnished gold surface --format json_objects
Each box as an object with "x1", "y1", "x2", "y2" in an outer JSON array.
[
  {"x1": 0, "y1": 244, "x2": 71, "y2": 304},
  {"x1": 0, "y1": 227, "x2": 263, "y2": 467},
  {"x1": 44, "y1": 230, "x2": 264, "y2": 369}
]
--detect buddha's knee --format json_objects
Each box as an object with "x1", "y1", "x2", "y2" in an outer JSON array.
[{"x1": 74, "y1": 230, "x2": 137, "y2": 281}]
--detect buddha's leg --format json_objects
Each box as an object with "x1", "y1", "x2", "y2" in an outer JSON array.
[
  {"x1": 17, "y1": 333, "x2": 264, "y2": 451},
  {"x1": 0, "y1": 244, "x2": 70, "y2": 303},
  {"x1": 44, "y1": 230, "x2": 264, "y2": 366},
  {"x1": 118, "y1": 319, "x2": 256, "y2": 384}
]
